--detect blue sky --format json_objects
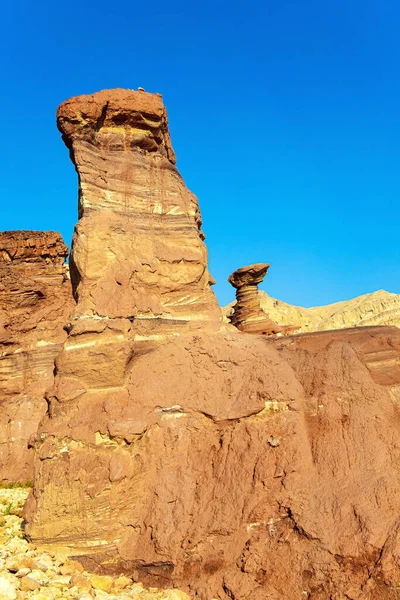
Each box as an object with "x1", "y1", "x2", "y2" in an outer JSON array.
[{"x1": 2, "y1": 0, "x2": 399, "y2": 307}]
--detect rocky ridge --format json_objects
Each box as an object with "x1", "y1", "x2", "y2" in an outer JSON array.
[{"x1": 224, "y1": 289, "x2": 400, "y2": 333}]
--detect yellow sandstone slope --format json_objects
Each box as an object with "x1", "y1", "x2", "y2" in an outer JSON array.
[{"x1": 224, "y1": 290, "x2": 400, "y2": 333}]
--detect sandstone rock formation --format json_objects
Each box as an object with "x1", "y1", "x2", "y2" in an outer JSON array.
[
  {"x1": 0, "y1": 487, "x2": 190, "y2": 600},
  {"x1": 23, "y1": 89, "x2": 400, "y2": 600},
  {"x1": 228, "y1": 263, "x2": 298, "y2": 335},
  {"x1": 224, "y1": 289, "x2": 400, "y2": 333},
  {"x1": 0, "y1": 231, "x2": 73, "y2": 483},
  {"x1": 24, "y1": 325, "x2": 400, "y2": 599},
  {"x1": 50, "y1": 88, "x2": 222, "y2": 408},
  {"x1": 58, "y1": 88, "x2": 220, "y2": 336}
]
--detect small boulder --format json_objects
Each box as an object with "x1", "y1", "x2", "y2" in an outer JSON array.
[
  {"x1": 0, "y1": 576, "x2": 17, "y2": 600},
  {"x1": 88, "y1": 574, "x2": 114, "y2": 593}
]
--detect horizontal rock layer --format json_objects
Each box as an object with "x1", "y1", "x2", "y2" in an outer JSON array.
[
  {"x1": 0, "y1": 231, "x2": 74, "y2": 482},
  {"x1": 0, "y1": 486, "x2": 190, "y2": 600}
]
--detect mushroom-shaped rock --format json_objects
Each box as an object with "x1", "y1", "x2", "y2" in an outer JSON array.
[{"x1": 228, "y1": 263, "x2": 298, "y2": 335}]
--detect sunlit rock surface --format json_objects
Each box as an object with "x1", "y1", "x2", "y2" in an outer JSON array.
[
  {"x1": 228, "y1": 263, "x2": 298, "y2": 335},
  {"x1": 224, "y1": 289, "x2": 400, "y2": 333},
  {"x1": 58, "y1": 88, "x2": 221, "y2": 337},
  {"x1": 23, "y1": 90, "x2": 400, "y2": 599}
]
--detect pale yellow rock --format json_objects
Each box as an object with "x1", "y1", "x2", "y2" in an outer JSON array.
[
  {"x1": 59, "y1": 559, "x2": 84, "y2": 575},
  {"x1": 16, "y1": 568, "x2": 30, "y2": 577},
  {"x1": 35, "y1": 555, "x2": 53, "y2": 571},
  {"x1": 51, "y1": 575, "x2": 72, "y2": 587},
  {"x1": 20, "y1": 575, "x2": 41, "y2": 591},
  {"x1": 70, "y1": 573, "x2": 91, "y2": 591},
  {"x1": 0, "y1": 575, "x2": 17, "y2": 600},
  {"x1": 31, "y1": 591, "x2": 62, "y2": 600},
  {"x1": 114, "y1": 575, "x2": 132, "y2": 591},
  {"x1": 224, "y1": 289, "x2": 400, "y2": 333},
  {"x1": 88, "y1": 574, "x2": 114, "y2": 593},
  {"x1": 94, "y1": 591, "x2": 113, "y2": 599}
]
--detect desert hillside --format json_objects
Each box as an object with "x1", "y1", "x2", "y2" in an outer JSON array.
[{"x1": 224, "y1": 289, "x2": 400, "y2": 332}]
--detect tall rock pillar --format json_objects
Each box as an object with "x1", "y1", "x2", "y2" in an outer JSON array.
[
  {"x1": 58, "y1": 88, "x2": 220, "y2": 336},
  {"x1": 52, "y1": 89, "x2": 222, "y2": 396}
]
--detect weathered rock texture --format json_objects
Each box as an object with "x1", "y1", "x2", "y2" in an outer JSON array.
[
  {"x1": 224, "y1": 289, "x2": 400, "y2": 333},
  {"x1": 25, "y1": 326, "x2": 400, "y2": 599},
  {"x1": 228, "y1": 264, "x2": 297, "y2": 335},
  {"x1": 58, "y1": 88, "x2": 220, "y2": 337},
  {"x1": 24, "y1": 90, "x2": 400, "y2": 600},
  {"x1": 51, "y1": 88, "x2": 222, "y2": 406},
  {"x1": 0, "y1": 231, "x2": 73, "y2": 482}
]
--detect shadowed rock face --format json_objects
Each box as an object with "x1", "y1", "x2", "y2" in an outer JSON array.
[
  {"x1": 0, "y1": 231, "x2": 74, "y2": 482},
  {"x1": 23, "y1": 90, "x2": 400, "y2": 600}
]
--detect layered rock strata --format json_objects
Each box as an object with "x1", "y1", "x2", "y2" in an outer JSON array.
[
  {"x1": 24, "y1": 90, "x2": 400, "y2": 600},
  {"x1": 228, "y1": 263, "x2": 297, "y2": 335},
  {"x1": 52, "y1": 88, "x2": 222, "y2": 403},
  {"x1": 0, "y1": 486, "x2": 190, "y2": 599},
  {"x1": 58, "y1": 88, "x2": 220, "y2": 337},
  {"x1": 0, "y1": 231, "x2": 73, "y2": 482}
]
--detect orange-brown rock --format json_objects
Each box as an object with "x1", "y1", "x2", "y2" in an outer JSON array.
[
  {"x1": 228, "y1": 263, "x2": 297, "y2": 335},
  {"x1": 24, "y1": 325, "x2": 400, "y2": 599},
  {"x1": 0, "y1": 231, "x2": 74, "y2": 482},
  {"x1": 51, "y1": 88, "x2": 222, "y2": 404},
  {"x1": 58, "y1": 87, "x2": 220, "y2": 337},
  {"x1": 24, "y1": 90, "x2": 400, "y2": 600}
]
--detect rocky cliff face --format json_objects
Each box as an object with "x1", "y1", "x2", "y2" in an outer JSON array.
[
  {"x1": 0, "y1": 231, "x2": 74, "y2": 482},
  {"x1": 23, "y1": 90, "x2": 400, "y2": 600},
  {"x1": 24, "y1": 325, "x2": 400, "y2": 599},
  {"x1": 225, "y1": 289, "x2": 400, "y2": 333}
]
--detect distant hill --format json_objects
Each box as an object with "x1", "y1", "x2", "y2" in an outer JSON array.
[{"x1": 223, "y1": 290, "x2": 400, "y2": 333}]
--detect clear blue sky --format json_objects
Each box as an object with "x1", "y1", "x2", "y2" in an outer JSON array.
[{"x1": 2, "y1": 0, "x2": 399, "y2": 307}]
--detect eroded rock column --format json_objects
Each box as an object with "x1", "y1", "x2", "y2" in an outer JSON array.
[
  {"x1": 52, "y1": 88, "x2": 222, "y2": 397},
  {"x1": 228, "y1": 263, "x2": 289, "y2": 335},
  {"x1": 59, "y1": 89, "x2": 220, "y2": 330}
]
